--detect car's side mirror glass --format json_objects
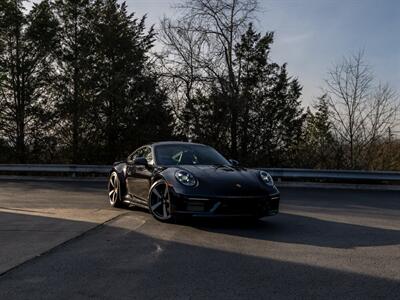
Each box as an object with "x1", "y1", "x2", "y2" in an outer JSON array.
[
  {"x1": 133, "y1": 157, "x2": 148, "y2": 166},
  {"x1": 229, "y1": 159, "x2": 239, "y2": 166}
]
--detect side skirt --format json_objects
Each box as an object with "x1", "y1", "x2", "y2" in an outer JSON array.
[{"x1": 123, "y1": 194, "x2": 149, "y2": 210}]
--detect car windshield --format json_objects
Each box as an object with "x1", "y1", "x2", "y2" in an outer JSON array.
[{"x1": 154, "y1": 144, "x2": 230, "y2": 166}]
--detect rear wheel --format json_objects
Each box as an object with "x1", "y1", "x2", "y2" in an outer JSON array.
[
  {"x1": 149, "y1": 180, "x2": 172, "y2": 222},
  {"x1": 108, "y1": 172, "x2": 123, "y2": 208}
]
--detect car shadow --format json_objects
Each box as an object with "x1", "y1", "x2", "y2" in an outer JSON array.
[
  {"x1": 187, "y1": 212, "x2": 400, "y2": 249},
  {"x1": 279, "y1": 186, "x2": 400, "y2": 214},
  {"x1": 0, "y1": 179, "x2": 106, "y2": 193},
  {"x1": 1, "y1": 211, "x2": 399, "y2": 299}
]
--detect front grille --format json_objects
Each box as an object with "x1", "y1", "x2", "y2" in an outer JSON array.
[
  {"x1": 180, "y1": 195, "x2": 279, "y2": 216},
  {"x1": 186, "y1": 201, "x2": 207, "y2": 212},
  {"x1": 215, "y1": 198, "x2": 266, "y2": 215}
]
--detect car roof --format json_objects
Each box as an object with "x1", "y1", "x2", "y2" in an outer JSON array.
[{"x1": 151, "y1": 141, "x2": 207, "y2": 147}]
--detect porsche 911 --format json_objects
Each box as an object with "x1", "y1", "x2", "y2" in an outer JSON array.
[{"x1": 108, "y1": 141, "x2": 280, "y2": 221}]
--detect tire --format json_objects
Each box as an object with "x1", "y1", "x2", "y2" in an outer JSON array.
[
  {"x1": 108, "y1": 171, "x2": 123, "y2": 208},
  {"x1": 148, "y1": 179, "x2": 173, "y2": 222}
]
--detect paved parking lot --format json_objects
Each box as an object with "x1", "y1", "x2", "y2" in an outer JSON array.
[{"x1": 0, "y1": 180, "x2": 399, "y2": 299}]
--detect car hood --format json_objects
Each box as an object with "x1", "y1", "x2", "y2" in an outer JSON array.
[{"x1": 175, "y1": 165, "x2": 270, "y2": 197}]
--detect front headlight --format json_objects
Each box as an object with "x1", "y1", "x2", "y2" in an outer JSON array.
[
  {"x1": 175, "y1": 170, "x2": 197, "y2": 187},
  {"x1": 260, "y1": 171, "x2": 274, "y2": 185}
]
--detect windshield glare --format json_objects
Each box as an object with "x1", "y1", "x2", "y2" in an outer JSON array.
[{"x1": 155, "y1": 144, "x2": 230, "y2": 166}]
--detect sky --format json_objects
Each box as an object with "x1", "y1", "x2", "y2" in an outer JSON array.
[
  {"x1": 25, "y1": 0, "x2": 400, "y2": 107},
  {"x1": 127, "y1": 0, "x2": 400, "y2": 107}
]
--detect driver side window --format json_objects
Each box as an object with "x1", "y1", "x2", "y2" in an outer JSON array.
[
  {"x1": 142, "y1": 147, "x2": 153, "y2": 164},
  {"x1": 128, "y1": 148, "x2": 143, "y2": 162},
  {"x1": 128, "y1": 146, "x2": 152, "y2": 164}
]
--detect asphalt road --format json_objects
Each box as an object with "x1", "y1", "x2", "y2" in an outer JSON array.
[{"x1": 0, "y1": 180, "x2": 399, "y2": 299}]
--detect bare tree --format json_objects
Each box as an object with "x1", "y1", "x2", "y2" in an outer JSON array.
[
  {"x1": 368, "y1": 83, "x2": 399, "y2": 141},
  {"x1": 325, "y1": 51, "x2": 399, "y2": 169},
  {"x1": 158, "y1": 17, "x2": 208, "y2": 139},
  {"x1": 159, "y1": 0, "x2": 258, "y2": 155}
]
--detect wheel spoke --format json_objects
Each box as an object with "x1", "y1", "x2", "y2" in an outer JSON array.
[
  {"x1": 111, "y1": 176, "x2": 115, "y2": 187},
  {"x1": 153, "y1": 189, "x2": 162, "y2": 199},
  {"x1": 109, "y1": 190, "x2": 114, "y2": 196},
  {"x1": 163, "y1": 186, "x2": 168, "y2": 198},
  {"x1": 162, "y1": 203, "x2": 167, "y2": 218},
  {"x1": 151, "y1": 201, "x2": 162, "y2": 211},
  {"x1": 113, "y1": 190, "x2": 117, "y2": 202}
]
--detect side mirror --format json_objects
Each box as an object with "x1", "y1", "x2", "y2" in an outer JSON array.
[
  {"x1": 133, "y1": 157, "x2": 148, "y2": 166},
  {"x1": 229, "y1": 159, "x2": 239, "y2": 166}
]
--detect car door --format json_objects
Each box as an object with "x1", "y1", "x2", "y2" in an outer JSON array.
[
  {"x1": 126, "y1": 147, "x2": 143, "y2": 198},
  {"x1": 127, "y1": 146, "x2": 153, "y2": 201}
]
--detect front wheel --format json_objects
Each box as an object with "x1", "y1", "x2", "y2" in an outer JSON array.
[{"x1": 148, "y1": 180, "x2": 173, "y2": 222}]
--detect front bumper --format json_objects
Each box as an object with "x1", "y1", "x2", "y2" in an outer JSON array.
[{"x1": 170, "y1": 192, "x2": 280, "y2": 217}]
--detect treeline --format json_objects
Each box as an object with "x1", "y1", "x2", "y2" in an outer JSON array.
[
  {"x1": 0, "y1": 0, "x2": 399, "y2": 170},
  {"x1": 0, "y1": 0, "x2": 172, "y2": 164}
]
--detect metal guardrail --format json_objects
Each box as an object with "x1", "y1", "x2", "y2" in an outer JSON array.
[
  {"x1": 261, "y1": 168, "x2": 400, "y2": 182},
  {"x1": 0, "y1": 164, "x2": 400, "y2": 182},
  {"x1": 0, "y1": 164, "x2": 110, "y2": 174}
]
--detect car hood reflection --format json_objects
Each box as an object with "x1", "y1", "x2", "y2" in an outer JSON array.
[{"x1": 178, "y1": 165, "x2": 267, "y2": 197}]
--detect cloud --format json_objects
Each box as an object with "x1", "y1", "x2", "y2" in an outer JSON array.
[{"x1": 280, "y1": 32, "x2": 314, "y2": 45}]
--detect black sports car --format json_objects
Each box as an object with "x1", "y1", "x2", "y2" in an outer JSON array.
[{"x1": 108, "y1": 141, "x2": 280, "y2": 221}]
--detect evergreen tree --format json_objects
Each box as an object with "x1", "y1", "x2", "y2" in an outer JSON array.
[
  {"x1": 184, "y1": 24, "x2": 305, "y2": 166},
  {"x1": 300, "y1": 94, "x2": 337, "y2": 169},
  {"x1": 126, "y1": 74, "x2": 173, "y2": 155},
  {"x1": 188, "y1": 88, "x2": 231, "y2": 153},
  {"x1": 53, "y1": 0, "x2": 95, "y2": 163},
  {"x1": 85, "y1": 0, "x2": 172, "y2": 162},
  {"x1": 235, "y1": 24, "x2": 305, "y2": 166},
  {"x1": 0, "y1": 0, "x2": 58, "y2": 162}
]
